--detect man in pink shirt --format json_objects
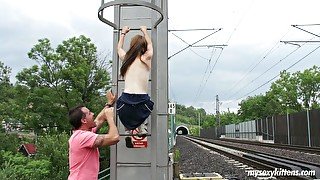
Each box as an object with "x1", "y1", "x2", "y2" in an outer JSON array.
[{"x1": 68, "y1": 91, "x2": 119, "y2": 180}]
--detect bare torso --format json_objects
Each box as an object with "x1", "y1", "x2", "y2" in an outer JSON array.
[{"x1": 123, "y1": 57, "x2": 150, "y2": 94}]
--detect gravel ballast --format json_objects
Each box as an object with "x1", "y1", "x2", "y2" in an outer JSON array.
[
  {"x1": 175, "y1": 136, "x2": 257, "y2": 179},
  {"x1": 175, "y1": 136, "x2": 320, "y2": 179},
  {"x1": 214, "y1": 139, "x2": 320, "y2": 165}
]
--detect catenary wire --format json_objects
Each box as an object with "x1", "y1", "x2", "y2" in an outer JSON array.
[
  {"x1": 225, "y1": 29, "x2": 291, "y2": 100},
  {"x1": 236, "y1": 45, "x2": 320, "y2": 101},
  {"x1": 169, "y1": 31, "x2": 219, "y2": 104},
  {"x1": 171, "y1": 32, "x2": 212, "y2": 61},
  {"x1": 226, "y1": 32, "x2": 319, "y2": 103},
  {"x1": 191, "y1": 0, "x2": 255, "y2": 106}
]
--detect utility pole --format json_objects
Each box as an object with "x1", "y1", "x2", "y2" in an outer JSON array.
[
  {"x1": 198, "y1": 112, "x2": 201, "y2": 136},
  {"x1": 216, "y1": 95, "x2": 221, "y2": 138},
  {"x1": 216, "y1": 95, "x2": 220, "y2": 126}
]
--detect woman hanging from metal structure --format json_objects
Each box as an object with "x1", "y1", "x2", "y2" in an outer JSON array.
[{"x1": 116, "y1": 25, "x2": 154, "y2": 148}]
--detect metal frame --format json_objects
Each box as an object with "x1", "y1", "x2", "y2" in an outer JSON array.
[
  {"x1": 98, "y1": 0, "x2": 168, "y2": 179},
  {"x1": 98, "y1": 0, "x2": 164, "y2": 29}
]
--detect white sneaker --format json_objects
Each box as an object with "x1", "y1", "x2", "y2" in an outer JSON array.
[
  {"x1": 125, "y1": 129, "x2": 131, "y2": 135},
  {"x1": 138, "y1": 123, "x2": 148, "y2": 137}
]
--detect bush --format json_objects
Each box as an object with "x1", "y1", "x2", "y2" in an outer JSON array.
[
  {"x1": 36, "y1": 133, "x2": 69, "y2": 179},
  {"x1": 0, "y1": 132, "x2": 32, "y2": 166},
  {"x1": 0, "y1": 151, "x2": 51, "y2": 180},
  {"x1": 173, "y1": 148, "x2": 181, "y2": 162},
  {"x1": 0, "y1": 133, "x2": 22, "y2": 152}
]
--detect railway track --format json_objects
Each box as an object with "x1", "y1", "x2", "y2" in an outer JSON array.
[
  {"x1": 218, "y1": 138, "x2": 320, "y2": 155},
  {"x1": 184, "y1": 136, "x2": 320, "y2": 179}
]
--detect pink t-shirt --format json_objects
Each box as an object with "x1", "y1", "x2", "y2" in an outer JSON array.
[{"x1": 68, "y1": 128, "x2": 99, "y2": 180}]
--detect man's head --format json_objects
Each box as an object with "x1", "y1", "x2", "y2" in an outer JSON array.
[{"x1": 68, "y1": 105, "x2": 96, "y2": 130}]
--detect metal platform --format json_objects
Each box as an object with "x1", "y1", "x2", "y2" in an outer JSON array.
[{"x1": 179, "y1": 173, "x2": 223, "y2": 180}]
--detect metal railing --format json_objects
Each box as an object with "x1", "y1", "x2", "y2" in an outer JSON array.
[
  {"x1": 98, "y1": 167, "x2": 110, "y2": 180},
  {"x1": 98, "y1": 0, "x2": 164, "y2": 29}
]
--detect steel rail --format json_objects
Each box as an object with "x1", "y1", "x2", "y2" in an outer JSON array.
[
  {"x1": 218, "y1": 138, "x2": 320, "y2": 155},
  {"x1": 186, "y1": 136, "x2": 319, "y2": 179}
]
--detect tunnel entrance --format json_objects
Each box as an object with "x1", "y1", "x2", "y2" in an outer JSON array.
[{"x1": 175, "y1": 125, "x2": 189, "y2": 135}]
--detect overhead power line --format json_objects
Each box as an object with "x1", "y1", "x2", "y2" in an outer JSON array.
[
  {"x1": 225, "y1": 29, "x2": 291, "y2": 100},
  {"x1": 193, "y1": 47, "x2": 224, "y2": 104},
  {"x1": 168, "y1": 28, "x2": 222, "y2": 60},
  {"x1": 171, "y1": 33, "x2": 216, "y2": 61},
  {"x1": 229, "y1": 25, "x2": 320, "y2": 101},
  {"x1": 293, "y1": 24, "x2": 320, "y2": 26},
  {"x1": 281, "y1": 40, "x2": 320, "y2": 43},
  {"x1": 168, "y1": 28, "x2": 224, "y2": 105},
  {"x1": 236, "y1": 45, "x2": 320, "y2": 101},
  {"x1": 249, "y1": 46, "x2": 300, "y2": 84},
  {"x1": 227, "y1": 43, "x2": 300, "y2": 100},
  {"x1": 292, "y1": 24, "x2": 320, "y2": 38},
  {"x1": 169, "y1": 31, "x2": 224, "y2": 104},
  {"x1": 168, "y1": 28, "x2": 217, "y2": 32},
  {"x1": 228, "y1": 24, "x2": 320, "y2": 102}
]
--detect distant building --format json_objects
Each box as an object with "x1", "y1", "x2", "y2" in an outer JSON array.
[
  {"x1": 18, "y1": 143, "x2": 37, "y2": 157},
  {"x1": 2, "y1": 120, "x2": 24, "y2": 132}
]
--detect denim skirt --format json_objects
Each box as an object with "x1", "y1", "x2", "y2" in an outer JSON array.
[{"x1": 116, "y1": 92, "x2": 154, "y2": 130}]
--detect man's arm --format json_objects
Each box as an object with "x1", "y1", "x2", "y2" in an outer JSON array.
[
  {"x1": 117, "y1": 26, "x2": 130, "y2": 61},
  {"x1": 94, "y1": 90, "x2": 116, "y2": 131},
  {"x1": 93, "y1": 107, "x2": 119, "y2": 148},
  {"x1": 93, "y1": 108, "x2": 106, "y2": 132},
  {"x1": 140, "y1": 26, "x2": 153, "y2": 65}
]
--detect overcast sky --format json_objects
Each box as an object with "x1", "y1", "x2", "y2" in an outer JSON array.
[{"x1": 1, "y1": 0, "x2": 320, "y2": 114}]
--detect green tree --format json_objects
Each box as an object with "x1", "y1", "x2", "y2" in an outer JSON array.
[
  {"x1": 201, "y1": 114, "x2": 216, "y2": 128},
  {"x1": 219, "y1": 111, "x2": 240, "y2": 125},
  {"x1": 0, "y1": 61, "x2": 11, "y2": 84},
  {"x1": 15, "y1": 36, "x2": 111, "y2": 133},
  {"x1": 269, "y1": 70, "x2": 302, "y2": 114},
  {"x1": 176, "y1": 104, "x2": 207, "y2": 125},
  {"x1": 238, "y1": 94, "x2": 270, "y2": 120},
  {"x1": 237, "y1": 66, "x2": 320, "y2": 120},
  {"x1": 295, "y1": 66, "x2": 320, "y2": 109},
  {"x1": 264, "y1": 90, "x2": 282, "y2": 116},
  {"x1": 0, "y1": 61, "x2": 17, "y2": 124}
]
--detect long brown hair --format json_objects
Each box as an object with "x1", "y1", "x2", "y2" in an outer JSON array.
[{"x1": 120, "y1": 35, "x2": 147, "y2": 77}]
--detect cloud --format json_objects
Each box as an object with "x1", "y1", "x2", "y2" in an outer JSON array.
[
  {"x1": 0, "y1": 0, "x2": 114, "y2": 81},
  {"x1": 1, "y1": 0, "x2": 320, "y2": 114}
]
